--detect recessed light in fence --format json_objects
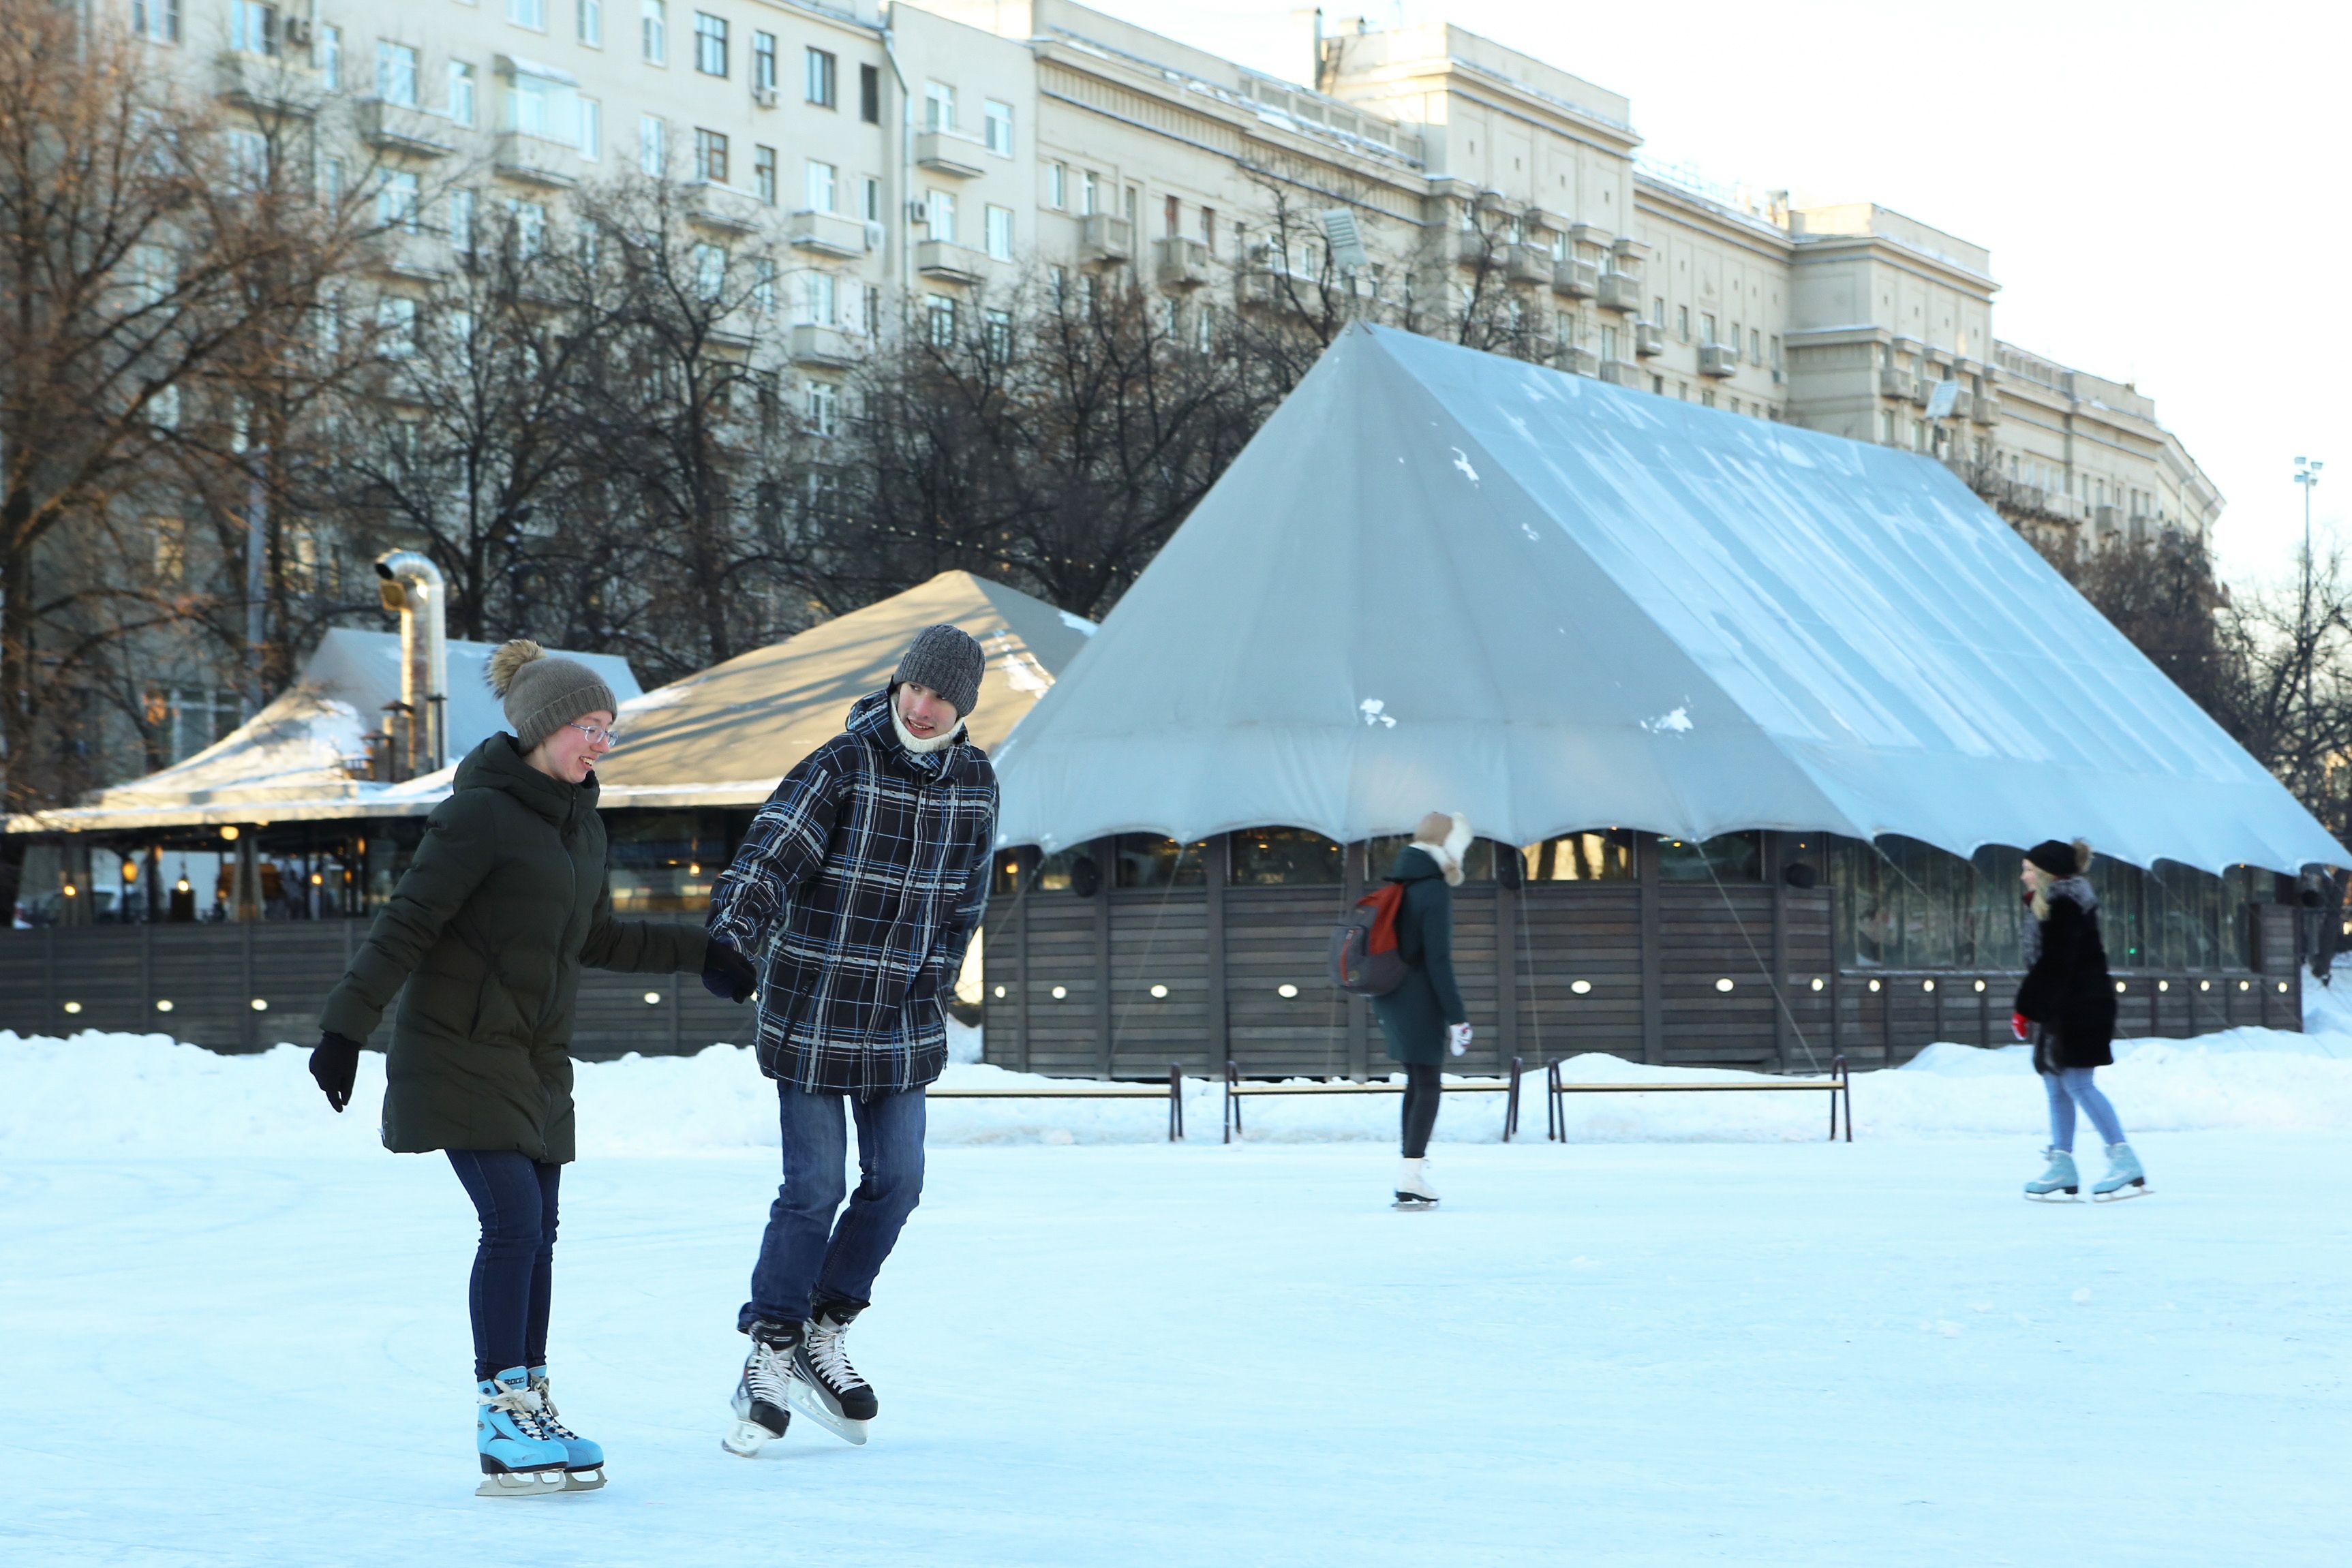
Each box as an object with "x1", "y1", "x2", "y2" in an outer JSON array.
[
  {"x1": 1570, "y1": 979, "x2": 1591, "y2": 995},
  {"x1": 1051, "y1": 985, "x2": 1068, "y2": 1000},
  {"x1": 1714, "y1": 977, "x2": 1734, "y2": 992},
  {"x1": 643, "y1": 991, "x2": 662, "y2": 1005},
  {"x1": 155, "y1": 999, "x2": 174, "y2": 1013},
  {"x1": 2158, "y1": 981, "x2": 2169, "y2": 993},
  {"x1": 1148, "y1": 984, "x2": 1168, "y2": 998},
  {"x1": 992, "y1": 985, "x2": 1006, "y2": 999},
  {"x1": 1922, "y1": 979, "x2": 1936, "y2": 993},
  {"x1": 1867, "y1": 979, "x2": 1881, "y2": 993},
  {"x1": 2278, "y1": 982, "x2": 2290, "y2": 994},
  {"x1": 1974, "y1": 979, "x2": 1987, "y2": 992},
  {"x1": 250, "y1": 998, "x2": 268, "y2": 1012},
  {"x1": 1810, "y1": 977, "x2": 1824, "y2": 991},
  {"x1": 1277, "y1": 983, "x2": 1299, "y2": 998},
  {"x1": 62, "y1": 1001, "x2": 81, "y2": 1015},
  {"x1": 2199, "y1": 980, "x2": 2211, "y2": 992},
  {"x1": 2115, "y1": 981, "x2": 2126, "y2": 993},
  {"x1": 2238, "y1": 980, "x2": 2250, "y2": 991}
]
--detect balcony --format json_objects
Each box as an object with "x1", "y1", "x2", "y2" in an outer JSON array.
[
  {"x1": 1698, "y1": 343, "x2": 1739, "y2": 378},
  {"x1": 1080, "y1": 215, "x2": 1133, "y2": 266},
  {"x1": 1598, "y1": 360, "x2": 1643, "y2": 388},
  {"x1": 1595, "y1": 273, "x2": 1643, "y2": 313},
  {"x1": 215, "y1": 51, "x2": 319, "y2": 119},
  {"x1": 791, "y1": 324, "x2": 860, "y2": 369},
  {"x1": 1557, "y1": 346, "x2": 1599, "y2": 377},
  {"x1": 358, "y1": 99, "x2": 457, "y2": 158},
  {"x1": 1879, "y1": 367, "x2": 1921, "y2": 402},
  {"x1": 1155, "y1": 236, "x2": 1211, "y2": 291},
  {"x1": 361, "y1": 230, "x2": 451, "y2": 283},
  {"x1": 1551, "y1": 259, "x2": 1598, "y2": 299},
  {"x1": 493, "y1": 132, "x2": 578, "y2": 189},
  {"x1": 1634, "y1": 320, "x2": 1666, "y2": 357},
  {"x1": 1503, "y1": 243, "x2": 1552, "y2": 287},
  {"x1": 916, "y1": 240, "x2": 987, "y2": 284},
  {"x1": 914, "y1": 130, "x2": 988, "y2": 179},
  {"x1": 690, "y1": 183, "x2": 767, "y2": 236},
  {"x1": 1970, "y1": 391, "x2": 2002, "y2": 425},
  {"x1": 789, "y1": 209, "x2": 868, "y2": 258}
]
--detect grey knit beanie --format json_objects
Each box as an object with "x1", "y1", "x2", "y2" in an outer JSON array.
[
  {"x1": 487, "y1": 639, "x2": 617, "y2": 752},
  {"x1": 892, "y1": 624, "x2": 985, "y2": 718}
]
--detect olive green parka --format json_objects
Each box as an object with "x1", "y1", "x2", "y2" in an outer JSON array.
[{"x1": 320, "y1": 735, "x2": 706, "y2": 1163}]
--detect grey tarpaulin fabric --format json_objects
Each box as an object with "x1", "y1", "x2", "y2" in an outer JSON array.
[{"x1": 993, "y1": 323, "x2": 2342, "y2": 875}]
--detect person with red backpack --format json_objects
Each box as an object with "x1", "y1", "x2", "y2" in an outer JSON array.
[{"x1": 1369, "y1": 812, "x2": 1473, "y2": 1208}]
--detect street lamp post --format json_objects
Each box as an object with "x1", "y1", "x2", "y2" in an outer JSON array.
[{"x1": 2296, "y1": 455, "x2": 2325, "y2": 605}]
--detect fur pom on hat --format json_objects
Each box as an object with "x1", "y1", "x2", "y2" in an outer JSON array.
[
  {"x1": 1411, "y1": 810, "x2": 1474, "y2": 887},
  {"x1": 487, "y1": 638, "x2": 617, "y2": 753}
]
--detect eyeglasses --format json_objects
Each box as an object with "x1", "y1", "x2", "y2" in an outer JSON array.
[{"x1": 566, "y1": 720, "x2": 623, "y2": 746}]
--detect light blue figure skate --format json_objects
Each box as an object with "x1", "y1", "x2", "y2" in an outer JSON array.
[
  {"x1": 2092, "y1": 1141, "x2": 2148, "y2": 1201},
  {"x1": 528, "y1": 1366, "x2": 607, "y2": 1492},
  {"x1": 2023, "y1": 1147, "x2": 2079, "y2": 1201},
  {"x1": 476, "y1": 1368, "x2": 570, "y2": 1498}
]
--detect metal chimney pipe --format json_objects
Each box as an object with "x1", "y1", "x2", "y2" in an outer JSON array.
[{"x1": 373, "y1": 551, "x2": 449, "y2": 772}]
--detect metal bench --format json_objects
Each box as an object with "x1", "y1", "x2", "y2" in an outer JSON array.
[
  {"x1": 1544, "y1": 1054, "x2": 1852, "y2": 1142},
  {"x1": 928, "y1": 1063, "x2": 1187, "y2": 1141},
  {"x1": 1223, "y1": 1058, "x2": 1525, "y2": 1144}
]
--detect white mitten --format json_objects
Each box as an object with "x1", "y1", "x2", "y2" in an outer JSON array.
[{"x1": 1448, "y1": 1022, "x2": 1471, "y2": 1057}]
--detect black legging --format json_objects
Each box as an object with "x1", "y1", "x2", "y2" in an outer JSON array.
[{"x1": 1400, "y1": 1062, "x2": 1442, "y2": 1158}]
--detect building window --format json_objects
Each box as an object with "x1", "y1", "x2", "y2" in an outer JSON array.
[
  {"x1": 750, "y1": 256, "x2": 776, "y2": 314},
  {"x1": 1523, "y1": 831, "x2": 1636, "y2": 882},
  {"x1": 447, "y1": 61, "x2": 476, "y2": 126},
  {"x1": 1700, "y1": 313, "x2": 1717, "y2": 345},
  {"x1": 132, "y1": 0, "x2": 182, "y2": 44},
  {"x1": 1771, "y1": 334, "x2": 1782, "y2": 369},
  {"x1": 376, "y1": 42, "x2": 418, "y2": 106},
  {"x1": 799, "y1": 270, "x2": 837, "y2": 326},
  {"x1": 509, "y1": 0, "x2": 547, "y2": 29},
  {"x1": 691, "y1": 243, "x2": 724, "y2": 299},
  {"x1": 577, "y1": 95, "x2": 600, "y2": 158},
  {"x1": 694, "y1": 13, "x2": 727, "y2": 76},
  {"x1": 641, "y1": 0, "x2": 666, "y2": 65},
  {"x1": 1750, "y1": 328, "x2": 1762, "y2": 363},
  {"x1": 984, "y1": 99, "x2": 1013, "y2": 156},
  {"x1": 695, "y1": 128, "x2": 729, "y2": 184},
  {"x1": 1600, "y1": 324, "x2": 1618, "y2": 361},
  {"x1": 927, "y1": 189, "x2": 956, "y2": 244},
  {"x1": 926, "y1": 293, "x2": 956, "y2": 346},
  {"x1": 1163, "y1": 193, "x2": 1179, "y2": 237},
  {"x1": 806, "y1": 48, "x2": 836, "y2": 108},
  {"x1": 639, "y1": 114, "x2": 665, "y2": 176},
  {"x1": 1080, "y1": 169, "x2": 1098, "y2": 216},
  {"x1": 986, "y1": 307, "x2": 1012, "y2": 362},
  {"x1": 1202, "y1": 207, "x2": 1216, "y2": 250},
  {"x1": 752, "y1": 32, "x2": 776, "y2": 94},
  {"x1": 754, "y1": 144, "x2": 776, "y2": 204},
  {"x1": 1676, "y1": 305, "x2": 1689, "y2": 341},
  {"x1": 804, "y1": 379, "x2": 840, "y2": 436},
  {"x1": 1230, "y1": 829, "x2": 1342, "y2": 887},
  {"x1": 316, "y1": 24, "x2": 339, "y2": 85},
  {"x1": 859, "y1": 63, "x2": 880, "y2": 123},
  {"x1": 924, "y1": 80, "x2": 955, "y2": 131},
  {"x1": 448, "y1": 189, "x2": 475, "y2": 251},
  {"x1": 506, "y1": 198, "x2": 547, "y2": 257},
  {"x1": 376, "y1": 296, "x2": 418, "y2": 358},
  {"x1": 1651, "y1": 295, "x2": 1664, "y2": 323},
  {"x1": 509, "y1": 74, "x2": 579, "y2": 142},
  {"x1": 230, "y1": 1, "x2": 279, "y2": 56},
  {"x1": 1044, "y1": 162, "x2": 1066, "y2": 209},
  {"x1": 376, "y1": 170, "x2": 421, "y2": 232},
  {"x1": 577, "y1": 0, "x2": 602, "y2": 46},
  {"x1": 985, "y1": 204, "x2": 1013, "y2": 261},
  {"x1": 806, "y1": 160, "x2": 836, "y2": 213},
  {"x1": 860, "y1": 176, "x2": 881, "y2": 223}
]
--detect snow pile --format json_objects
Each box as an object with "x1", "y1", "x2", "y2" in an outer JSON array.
[{"x1": 6, "y1": 1019, "x2": 2352, "y2": 1157}]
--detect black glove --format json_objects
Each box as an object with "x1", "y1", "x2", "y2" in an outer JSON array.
[
  {"x1": 310, "y1": 1032, "x2": 363, "y2": 1113},
  {"x1": 702, "y1": 941, "x2": 757, "y2": 1003}
]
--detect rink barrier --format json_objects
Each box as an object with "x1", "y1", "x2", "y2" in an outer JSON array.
[
  {"x1": 928, "y1": 1062, "x2": 1187, "y2": 1141},
  {"x1": 1544, "y1": 1053, "x2": 1852, "y2": 1142},
  {"x1": 1221, "y1": 1058, "x2": 1525, "y2": 1145}
]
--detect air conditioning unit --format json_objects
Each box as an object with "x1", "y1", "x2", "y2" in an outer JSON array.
[
  {"x1": 906, "y1": 200, "x2": 928, "y2": 225},
  {"x1": 864, "y1": 220, "x2": 886, "y2": 252},
  {"x1": 285, "y1": 18, "x2": 313, "y2": 48},
  {"x1": 751, "y1": 84, "x2": 778, "y2": 108}
]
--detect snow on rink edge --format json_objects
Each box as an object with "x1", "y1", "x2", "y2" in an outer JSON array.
[{"x1": 5, "y1": 991, "x2": 2351, "y2": 1158}]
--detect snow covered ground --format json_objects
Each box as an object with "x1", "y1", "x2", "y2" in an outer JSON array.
[{"x1": 5, "y1": 1011, "x2": 2350, "y2": 1565}]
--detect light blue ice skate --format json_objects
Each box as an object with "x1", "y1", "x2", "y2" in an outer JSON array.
[
  {"x1": 476, "y1": 1368, "x2": 570, "y2": 1498},
  {"x1": 2092, "y1": 1142, "x2": 2148, "y2": 1201},
  {"x1": 528, "y1": 1366, "x2": 607, "y2": 1492},
  {"x1": 2024, "y1": 1146, "x2": 2079, "y2": 1201}
]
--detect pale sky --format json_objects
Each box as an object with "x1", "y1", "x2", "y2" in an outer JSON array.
[{"x1": 1075, "y1": 0, "x2": 2348, "y2": 589}]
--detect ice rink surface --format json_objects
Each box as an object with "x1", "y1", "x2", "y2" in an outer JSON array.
[{"x1": 5, "y1": 1122, "x2": 2349, "y2": 1566}]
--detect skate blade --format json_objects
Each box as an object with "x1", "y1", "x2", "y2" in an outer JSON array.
[
  {"x1": 2092, "y1": 1182, "x2": 2151, "y2": 1202},
  {"x1": 2024, "y1": 1190, "x2": 2081, "y2": 1203},
  {"x1": 784, "y1": 1377, "x2": 871, "y2": 1446},
  {"x1": 476, "y1": 1469, "x2": 569, "y2": 1498},
  {"x1": 562, "y1": 1467, "x2": 605, "y2": 1492},
  {"x1": 722, "y1": 1419, "x2": 780, "y2": 1458},
  {"x1": 1392, "y1": 1195, "x2": 1439, "y2": 1210}
]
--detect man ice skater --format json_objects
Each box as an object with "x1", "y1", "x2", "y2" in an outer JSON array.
[{"x1": 701, "y1": 624, "x2": 997, "y2": 1451}]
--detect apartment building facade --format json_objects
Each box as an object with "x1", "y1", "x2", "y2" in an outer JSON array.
[{"x1": 149, "y1": 0, "x2": 2219, "y2": 571}]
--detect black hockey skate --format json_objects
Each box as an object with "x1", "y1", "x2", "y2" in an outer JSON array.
[
  {"x1": 722, "y1": 1321, "x2": 797, "y2": 1458},
  {"x1": 788, "y1": 1299, "x2": 875, "y2": 1447}
]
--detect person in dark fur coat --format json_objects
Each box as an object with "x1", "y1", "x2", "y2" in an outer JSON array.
[{"x1": 2013, "y1": 839, "x2": 2147, "y2": 1201}]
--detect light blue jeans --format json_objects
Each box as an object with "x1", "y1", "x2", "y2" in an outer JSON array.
[{"x1": 2043, "y1": 1067, "x2": 2125, "y2": 1152}]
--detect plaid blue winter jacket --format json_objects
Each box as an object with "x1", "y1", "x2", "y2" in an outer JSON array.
[{"x1": 707, "y1": 690, "x2": 997, "y2": 1096}]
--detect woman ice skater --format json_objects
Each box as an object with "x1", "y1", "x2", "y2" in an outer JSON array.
[
  {"x1": 306, "y1": 642, "x2": 711, "y2": 1495},
  {"x1": 2013, "y1": 838, "x2": 2147, "y2": 1201},
  {"x1": 1370, "y1": 812, "x2": 1474, "y2": 1209}
]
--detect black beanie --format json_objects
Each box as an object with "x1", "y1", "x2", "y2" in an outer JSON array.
[
  {"x1": 2025, "y1": 840, "x2": 2082, "y2": 877},
  {"x1": 892, "y1": 624, "x2": 985, "y2": 718}
]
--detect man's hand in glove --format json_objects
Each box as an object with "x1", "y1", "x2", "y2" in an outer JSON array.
[
  {"x1": 310, "y1": 1032, "x2": 363, "y2": 1113},
  {"x1": 703, "y1": 941, "x2": 757, "y2": 1004}
]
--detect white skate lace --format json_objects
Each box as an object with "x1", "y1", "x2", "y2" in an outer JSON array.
[
  {"x1": 528, "y1": 1376, "x2": 581, "y2": 1442},
  {"x1": 479, "y1": 1381, "x2": 556, "y2": 1441},
  {"x1": 744, "y1": 1340, "x2": 797, "y2": 1405},
  {"x1": 805, "y1": 1321, "x2": 868, "y2": 1396}
]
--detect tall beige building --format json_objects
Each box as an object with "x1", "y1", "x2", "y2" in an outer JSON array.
[{"x1": 149, "y1": 0, "x2": 2222, "y2": 547}]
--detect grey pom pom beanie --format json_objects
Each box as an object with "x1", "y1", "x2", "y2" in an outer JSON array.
[
  {"x1": 892, "y1": 624, "x2": 986, "y2": 718},
  {"x1": 487, "y1": 639, "x2": 617, "y2": 752}
]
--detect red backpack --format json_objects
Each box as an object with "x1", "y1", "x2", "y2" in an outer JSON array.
[{"x1": 1329, "y1": 882, "x2": 1409, "y2": 996}]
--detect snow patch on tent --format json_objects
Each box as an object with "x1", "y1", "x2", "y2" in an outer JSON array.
[
  {"x1": 1450, "y1": 447, "x2": 1480, "y2": 484},
  {"x1": 1643, "y1": 705, "x2": 1695, "y2": 734}
]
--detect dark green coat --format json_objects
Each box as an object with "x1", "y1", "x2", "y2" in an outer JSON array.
[
  {"x1": 1369, "y1": 846, "x2": 1467, "y2": 1066},
  {"x1": 320, "y1": 735, "x2": 706, "y2": 1163}
]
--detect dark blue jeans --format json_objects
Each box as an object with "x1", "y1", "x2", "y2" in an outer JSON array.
[
  {"x1": 446, "y1": 1150, "x2": 560, "y2": 1381},
  {"x1": 739, "y1": 1086, "x2": 927, "y2": 1331}
]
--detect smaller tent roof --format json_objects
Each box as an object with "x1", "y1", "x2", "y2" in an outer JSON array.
[
  {"x1": 10, "y1": 629, "x2": 639, "y2": 834},
  {"x1": 594, "y1": 571, "x2": 1095, "y2": 808}
]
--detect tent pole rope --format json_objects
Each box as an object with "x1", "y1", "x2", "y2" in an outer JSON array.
[
  {"x1": 1518, "y1": 865, "x2": 1546, "y2": 1069},
  {"x1": 1106, "y1": 842, "x2": 1191, "y2": 1070},
  {"x1": 1698, "y1": 846, "x2": 1822, "y2": 1073}
]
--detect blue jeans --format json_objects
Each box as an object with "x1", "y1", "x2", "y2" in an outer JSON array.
[
  {"x1": 2043, "y1": 1066, "x2": 2125, "y2": 1152},
  {"x1": 739, "y1": 1086, "x2": 927, "y2": 1332},
  {"x1": 446, "y1": 1150, "x2": 560, "y2": 1380}
]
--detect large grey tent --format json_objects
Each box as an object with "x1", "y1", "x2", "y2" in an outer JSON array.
[{"x1": 996, "y1": 324, "x2": 2340, "y2": 876}]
